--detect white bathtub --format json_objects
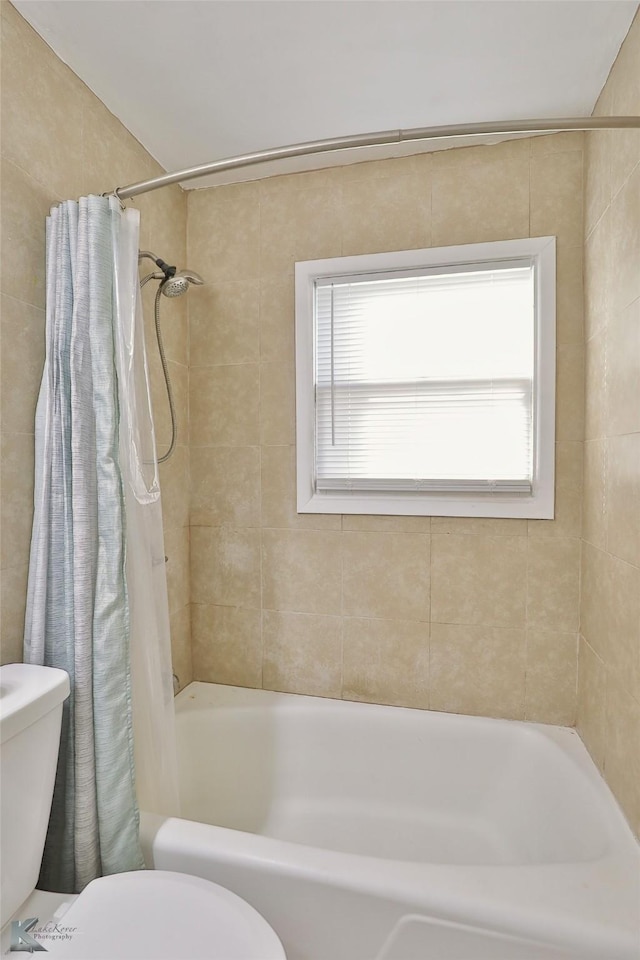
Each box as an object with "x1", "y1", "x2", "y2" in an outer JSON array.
[{"x1": 141, "y1": 683, "x2": 640, "y2": 960}]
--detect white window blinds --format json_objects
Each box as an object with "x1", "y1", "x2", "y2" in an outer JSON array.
[{"x1": 314, "y1": 263, "x2": 536, "y2": 495}]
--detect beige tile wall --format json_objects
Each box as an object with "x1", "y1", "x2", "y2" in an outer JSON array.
[
  {"x1": 579, "y1": 12, "x2": 640, "y2": 839},
  {"x1": 0, "y1": 2, "x2": 192, "y2": 687},
  {"x1": 188, "y1": 131, "x2": 585, "y2": 726}
]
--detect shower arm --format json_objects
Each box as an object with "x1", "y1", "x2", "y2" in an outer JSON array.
[
  {"x1": 140, "y1": 271, "x2": 164, "y2": 288},
  {"x1": 108, "y1": 116, "x2": 640, "y2": 202},
  {"x1": 139, "y1": 250, "x2": 161, "y2": 266},
  {"x1": 139, "y1": 250, "x2": 177, "y2": 278}
]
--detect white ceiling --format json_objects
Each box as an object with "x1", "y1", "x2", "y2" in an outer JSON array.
[{"x1": 14, "y1": 0, "x2": 639, "y2": 190}]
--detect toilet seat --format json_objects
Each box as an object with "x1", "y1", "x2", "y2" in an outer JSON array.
[{"x1": 44, "y1": 870, "x2": 286, "y2": 959}]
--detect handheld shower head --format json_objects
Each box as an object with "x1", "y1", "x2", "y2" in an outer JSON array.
[
  {"x1": 160, "y1": 269, "x2": 205, "y2": 298},
  {"x1": 139, "y1": 251, "x2": 205, "y2": 297}
]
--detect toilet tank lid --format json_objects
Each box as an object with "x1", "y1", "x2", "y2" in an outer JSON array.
[
  {"x1": 47, "y1": 870, "x2": 287, "y2": 959},
  {"x1": 0, "y1": 664, "x2": 70, "y2": 744}
]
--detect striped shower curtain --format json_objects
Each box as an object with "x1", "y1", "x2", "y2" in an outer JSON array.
[{"x1": 23, "y1": 195, "x2": 176, "y2": 893}]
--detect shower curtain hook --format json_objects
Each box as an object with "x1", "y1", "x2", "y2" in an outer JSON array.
[
  {"x1": 114, "y1": 186, "x2": 127, "y2": 211},
  {"x1": 101, "y1": 187, "x2": 127, "y2": 211}
]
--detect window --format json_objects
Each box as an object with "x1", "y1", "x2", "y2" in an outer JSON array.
[{"x1": 295, "y1": 237, "x2": 556, "y2": 519}]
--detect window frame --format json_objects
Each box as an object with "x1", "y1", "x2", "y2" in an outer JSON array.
[{"x1": 295, "y1": 237, "x2": 556, "y2": 519}]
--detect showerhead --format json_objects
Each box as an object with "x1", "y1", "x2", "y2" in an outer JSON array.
[
  {"x1": 160, "y1": 269, "x2": 205, "y2": 298},
  {"x1": 138, "y1": 251, "x2": 204, "y2": 297}
]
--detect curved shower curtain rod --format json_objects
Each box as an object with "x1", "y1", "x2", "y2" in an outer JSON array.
[{"x1": 111, "y1": 116, "x2": 640, "y2": 201}]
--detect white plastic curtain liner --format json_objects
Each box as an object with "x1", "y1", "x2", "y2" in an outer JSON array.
[
  {"x1": 112, "y1": 205, "x2": 180, "y2": 821},
  {"x1": 24, "y1": 195, "x2": 178, "y2": 893}
]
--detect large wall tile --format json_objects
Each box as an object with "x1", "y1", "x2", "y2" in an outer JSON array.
[
  {"x1": 610, "y1": 163, "x2": 640, "y2": 318},
  {"x1": 190, "y1": 526, "x2": 261, "y2": 608},
  {"x1": 81, "y1": 94, "x2": 159, "y2": 199},
  {"x1": 602, "y1": 555, "x2": 640, "y2": 696},
  {"x1": 584, "y1": 207, "x2": 612, "y2": 340},
  {"x1": 607, "y1": 298, "x2": 640, "y2": 437},
  {"x1": 582, "y1": 440, "x2": 607, "y2": 550},
  {"x1": 159, "y1": 444, "x2": 190, "y2": 531},
  {"x1": 555, "y1": 343, "x2": 585, "y2": 442},
  {"x1": 0, "y1": 158, "x2": 55, "y2": 308},
  {"x1": 341, "y1": 170, "x2": 431, "y2": 256},
  {"x1": 342, "y1": 532, "x2": 430, "y2": 621},
  {"x1": 0, "y1": 563, "x2": 29, "y2": 665},
  {"x1": 584, "y1": 329, "x2": 607, "y2": 441},
  {"x1": 343, "y1": 617, "x2": 429, "y2": 708},
  {"x1": 262, "y1": 528, "x2": 342, "y2": 615},
  {"x1": 260, "y1": 361, "x2": 295, "y2": 445},
  {"x1": 431, "y1": 535, "x2": 527, "y2": 627},
  {"x1": 263, "y1": 610, "x2": 342, "y2": 698},
  {"x1": 259, "y1": 278, "x2": 295, "y2": 363},
  {"x1": 191, "y1": 445, "x2": 260, "y2": 528},
  {"x1": 0, "y1": 294, "x2": 45, "y2": 435},
  {"x1": 187, "y1": 183, "x2": 261, "y2": 283},
  {"x1": 0, "y1": 432, "x2": 34, "y2": 571},
  {"x1": 170, "y1": 604, "x2": 193, "y2": 692},
  {"x1": 555, "y1": 245, "x2": 584, "y2": 345},
  {"x1": 190, "y1": 281, "x2": 260, "y2": 366},
  {"x1": 526, "y1": 539, "x2": 580, "y2": 631},
  {"x1": 530, "y1": 151, "x2": 584, "y2": 247},
  {"x1": 192, "y1": 603, "x2": 262, "y2": 687},
  {"x1": 190, "y1": 364, "x2": 260, "y2": 446},
  {"x1": 430, "y1": 623, "x2": 526, "y2": 720},
  {"x1": 606, "y1": 433, "x2": 640, "y2": 567},
  {"x1": 525, "y1": 629, "x2": 577, "y2": 725},
  {"x1": 431, "y1": 141, "x2": 529, "y2": 247},
  {"x1": 259, "y1": 175, "x2": 342, "y2": 277}
]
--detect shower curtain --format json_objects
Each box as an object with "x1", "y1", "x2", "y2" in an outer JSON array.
[{"x1": 24, "y1": 195, "x2": 178, "y2": 893}]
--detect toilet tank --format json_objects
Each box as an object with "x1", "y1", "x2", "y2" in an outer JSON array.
[{"x1": 0, "y1": 663, "x2": 70, "y2": 927}]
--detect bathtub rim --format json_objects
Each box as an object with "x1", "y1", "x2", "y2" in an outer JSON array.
[{"x1": 141, "y1": 810, "x2": 640, "y2": 960}]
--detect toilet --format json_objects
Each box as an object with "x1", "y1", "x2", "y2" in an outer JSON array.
[{"x1": 0, "y1": 663, "x2": 286, "y2": 959}]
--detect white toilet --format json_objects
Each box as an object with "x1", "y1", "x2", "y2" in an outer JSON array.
[{"x1": 0, "y1": 663, "x2": 286, "y2": 959}]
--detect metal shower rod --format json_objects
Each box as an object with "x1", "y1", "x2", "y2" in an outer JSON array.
[{"x1": 112, "y1": 116, "x2": 640, "y2": 201}]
